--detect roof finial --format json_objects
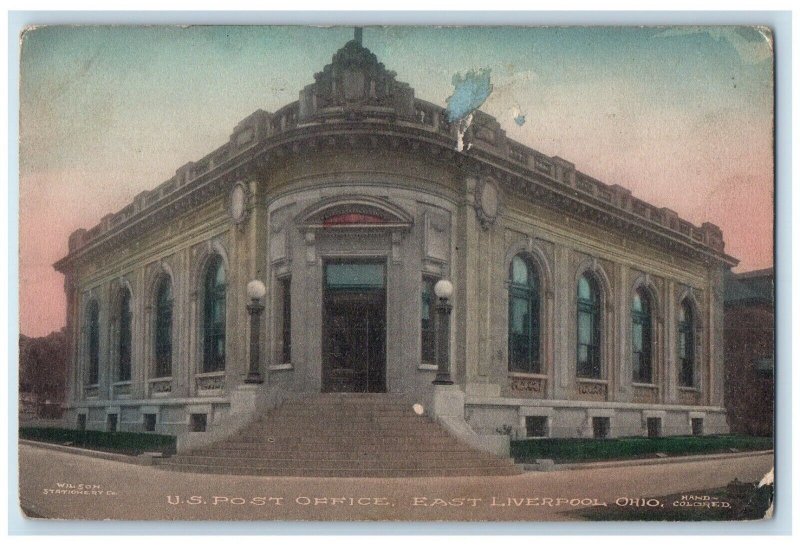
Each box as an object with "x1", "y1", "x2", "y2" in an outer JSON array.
[{"x1": 354, "y1": 27, "x2": 363, "y2": 45}]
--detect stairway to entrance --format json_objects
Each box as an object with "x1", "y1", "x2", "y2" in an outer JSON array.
[{"x1": 157, "y1": 393, "x2": 522, "y2": 477}]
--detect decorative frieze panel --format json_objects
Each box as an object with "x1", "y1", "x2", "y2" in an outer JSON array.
[
  {"x1": 84, "y1": 385, "x2": 100, "y2": 399},
  {"x1": 576, "y1": 380, "x2": 608, "y2": 401},
  {"x1": 112, "y1": 382, "x2": 131, "y2": 397},
  {"x1": 678, "y1": 388, "x2": 702, "y2": 406},
  {"x1": 149, "y1": 378, "x2": 173, "y2": 396},
  {"x1": 506, "y1": 376, "x2": 546, "y2": 399},
  {"x1": 270, "y1": 205, "x2": 293, "y2": 265},
  {"x1": 632, "y1": 385, "x2": 659, "y2": 404},
  {"x1": 423, "y1": 208, "x2": 450, "y2": 264},
  {"x1": 196, "y1": 372, "x2": 225, "y2": 394}
]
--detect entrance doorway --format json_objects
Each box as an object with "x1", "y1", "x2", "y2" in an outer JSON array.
[{"x1": 322, "y1": 261, "x2": 387, "y2": 393}]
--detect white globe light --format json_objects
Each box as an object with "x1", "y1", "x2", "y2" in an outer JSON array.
[
  {"x1": 246, "y1": 279, "x2": 267, "y2": 300},
  {"x1": 434, "y1": 279, "x2": 454, "y2": 300}
]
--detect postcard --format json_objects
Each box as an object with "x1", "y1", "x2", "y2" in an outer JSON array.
[{"x1": 17, "y1": 24, "x2": 775, "y2": 522}]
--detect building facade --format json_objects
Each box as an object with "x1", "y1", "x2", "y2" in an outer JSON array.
[
  {"x1": 724, "y1": 268, "x2": 774, "y2": 437},
  {"x1": 54, "y1": 37, "x2": 736, "y2": 452}
]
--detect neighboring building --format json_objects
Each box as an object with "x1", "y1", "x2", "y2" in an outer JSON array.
[
  {"x1": 724, "y1": 268, "x2": 774, "y2": 437},
  {"x1": 54, "y1": 35, "x2": 736, "y2": 453}
]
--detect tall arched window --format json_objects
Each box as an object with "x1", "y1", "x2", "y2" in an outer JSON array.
[
  {"x1": 117, "y1": 288, "x2": 132, "y2": 382},
  {"x1": 577, "y1": 273, "x2": 601, "y2": 379},
  {"x1": 203, "y1": 256, "x2": 226, "y2": 373},
  {"x1": 631, "y1": 288, "x2": 653, "y2": 383},
  {"x1": 678, "y1": 299, "x2": 695, "y2": 386},
  {"x1": 87, "y1": 300, "x2": 100, "y2": 385},
  {"x1": 154, "y1": 276, "x2": 173, "y2": 378},
  {"x1": 508, "y1": 254, "x2": 540, "y2": 373}
]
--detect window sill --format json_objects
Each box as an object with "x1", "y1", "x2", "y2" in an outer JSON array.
[
  {"x1": 576, "y1": 378, "x2": 608, "y2": 384},
  {"x1": 269, "y1": 363, "x2": 294, "y2": 371},
  {"x1": 418, "y1": 363, "x2": 438, "y2": 371},
  {"x1": 678, "y1": 386, "x2": 700, "y2": 392},
  {"x1": 509, "y1": 372, "x2": 547, "y2": 379},
  {"x1": 148, "y1": 377, "x2": 173, "y2": 382},
  {"x1": 112, "y1": 380, "x2": 132, "y2": 386},
  {"x1": 195, "y1": 371, "x2": 225, "y2": 378},
  {"x1": 632, "y1": 382, "x2": 659, "y2": 389}
]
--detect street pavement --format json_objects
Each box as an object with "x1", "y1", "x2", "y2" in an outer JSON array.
[{"x1": 17, "y1": 443, "x2": 773, "y2": 522}]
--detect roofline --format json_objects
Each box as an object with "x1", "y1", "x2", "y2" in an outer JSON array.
[{"x1": 732, "y1": 267, "x2": 774, "y2": 280}]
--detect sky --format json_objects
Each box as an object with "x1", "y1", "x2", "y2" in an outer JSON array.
[{"x1": 18, "y1": 26, "x2": 774, "y2": 337}]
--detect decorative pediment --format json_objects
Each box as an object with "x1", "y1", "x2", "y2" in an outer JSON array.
[
  {"x1": 298, "y1": 38, "x2": 416, "y2": 121},
  {"x1": 296, "y1": 195, "x2": 413, "y2": 231},
  {"x1": 296, "y1": 195, "x2": 413, "y2": 265}
]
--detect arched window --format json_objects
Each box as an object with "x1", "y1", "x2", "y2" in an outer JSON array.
[
  {"x1": 678, "y1": 299, "x2": 695, "y2": 386},
  {"x1": 154, "y1": 276, "x2": 173, "y2": 378},
  {"x1": 577, "y1": 273, "x2": 601, "y2": 379},
  {"x1": 631, "y1": 288, "x2": 653, "y2": 383},
  {"x1": 508, "y1": 254, "x2": 541, "y2": 373},
  {"x1": 117, "y1": 288, "x2": 132, "y2": 382},
  {"x1": 87, "y1": 300, "x2": 100, "y2": 385},
  {"x1": 203, "y1": 256, "x2": 226, "y2": 373}
]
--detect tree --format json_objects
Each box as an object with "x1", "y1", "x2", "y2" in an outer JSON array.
[{"x1": 19, "y1": 329, "x2": 67, "y2": 418}]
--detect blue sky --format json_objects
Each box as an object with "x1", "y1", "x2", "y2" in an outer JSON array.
[{"x1": 19, "y1": 25, "x2": 774, "y2": 335}]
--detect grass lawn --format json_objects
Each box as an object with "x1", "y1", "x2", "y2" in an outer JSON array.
[
  {"x1": 19, "y1": 427, "x2": 177, "y2": 456},
  {"x1": 511, "y1": 434, "x2": 773, "y2": 464}
]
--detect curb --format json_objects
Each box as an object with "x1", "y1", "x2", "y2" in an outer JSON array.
[
  {"x1": 18, "y1": 439, "x2": 162, "y2": 466},
  {"x1": 522, "y1": 449, "x2": 774, "y2": 472}
]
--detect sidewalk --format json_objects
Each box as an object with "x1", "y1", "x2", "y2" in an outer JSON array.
[{"x1": 17, "y1": 441, "x2": 774, "y2": 521}]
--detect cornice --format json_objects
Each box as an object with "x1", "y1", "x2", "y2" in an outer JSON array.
[{"x1": 54, "y1": 117, "x2": 737, "y2": 272}]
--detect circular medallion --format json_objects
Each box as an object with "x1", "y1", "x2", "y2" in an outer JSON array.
[
  {"x1": 229, "y1": 182, "x2": 249, "y2": 224},
  {"x1": 474, "y1": 178, "x2": 499, "y2": 229}
]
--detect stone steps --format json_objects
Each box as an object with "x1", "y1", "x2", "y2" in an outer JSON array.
[
  {"x1": 167, "y1": 455, "x2": 512, "y2": 469},
  {"x1": 157, "y1": 462, "x2": 518, "y2": 478},
  {"x1": 157, "y1": 393, "x2": 521, "y2": 477},
  {"x1": 189, "y1": 447, "x2": 486, "y2": 458}
]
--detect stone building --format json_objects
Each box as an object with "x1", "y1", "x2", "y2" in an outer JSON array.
[
  {"x1": 54, "y1": 35, "x2": 736, "y2": 455},
  {"x1": 724, "y1": 268, "x2": 774, "y2": 437}
]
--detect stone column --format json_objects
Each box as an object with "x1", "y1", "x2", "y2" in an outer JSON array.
[
  {"x1": 553, "y1": 244, "x2": 571, "y2": 399},
  {"x1": 664, "y1": 280, "x2": 678, "y2": 404},
  {"x1": 615, "y1": 263, "x2": 631, "y2": 402},
  {"x1": 709, "y1": 264, "x2": 726, "y2": 407},
  {"x1": 463, "y1": 177, "x2": 481, "y2": 384},
  {"x1": 132, "y1": 268, "x2": 147, "y2": 399}
]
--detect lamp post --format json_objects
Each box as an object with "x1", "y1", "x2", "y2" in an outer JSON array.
[
  {"x1": 432, "y1": 279, "x2": 454, "y2": 385},
  {"x1": 245, "y1": 279, "x2": 266, "y2": 384}
]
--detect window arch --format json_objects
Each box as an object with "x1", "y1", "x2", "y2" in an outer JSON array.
[
  {"x1": 678, "y1": 299, "x2": 695, "y2": 387},
  {"x1": 508, "y1": 254, "x2": 541, "y2": 373},
  {"x1": 203, "y1": 255, "x2": 226, "y2": 373},
  {"x1": 577, "y1": 272, "x2": 601, "y2": 379},
  {"x1": 631, "y1": 288, "x2": 653, "y2": 383},
  {"x1": 86, "y1": 300, "x2": 100, "y2": 385},
  {"x1": 117, "y1": 288, "x2": 132, "y2": 382},
  {"x1": 154, "y1": 275, "x2": 173, "y2": 378}
]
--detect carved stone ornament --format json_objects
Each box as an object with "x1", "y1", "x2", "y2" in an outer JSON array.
[
  {"x1": 229, "y1": 181, "x2": 251, "y2": 225},
  {"x1": 474, "y1": 177, "x2": 499, "y2": 230}
]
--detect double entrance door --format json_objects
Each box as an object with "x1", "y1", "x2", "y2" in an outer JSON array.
[{"x1": 321, "y1": 261, "x2": 387, "y2": 393}]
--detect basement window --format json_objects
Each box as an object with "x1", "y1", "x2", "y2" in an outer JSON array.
[
  {"x1": 691, "y1": 418, "x2": 704, "y2": 436},
  {"x1": 592, "y1": 417, "x2": 610, "y2": 439},
  {"x1": 525, "y1": 416, "x2": 548, "y2": 438},
  {"x1": 647, "y1": 417, "x2": 662, "y2": 438},
  {"x1": 144, "y1": 413, "x2": 157, "y2": 432},
  {"x1": 107, "y1": 413, "x2": 118, "y2": 433},
  {"x1": 190, "y1": 413, "x2": 207, "y2": 432},
  {"x1": 77, "y1": 414, "x2": 86, "y2": 431}
]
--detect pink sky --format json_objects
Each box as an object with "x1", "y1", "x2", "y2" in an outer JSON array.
[{"x1": 18, "y1": 26, "x2": 774, "y2": 337}]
